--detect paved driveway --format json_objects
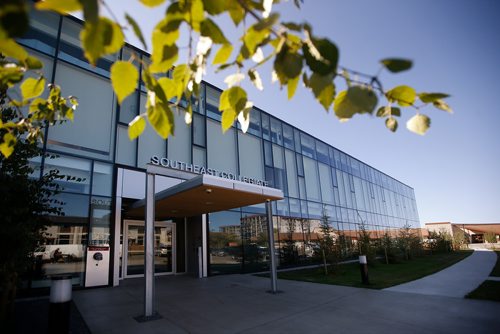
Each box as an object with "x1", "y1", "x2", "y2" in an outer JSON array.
[
  {"x1": 74, "y1": 273, "x2": 500, "y2": 333},
  {"x1": 385, "y1": 250, "x2": 497, "y2": 297}
]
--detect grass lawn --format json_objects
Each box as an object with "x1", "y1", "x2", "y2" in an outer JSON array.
[
  {"x1": 489, "y1": 251, "x2": 500, "y2": 277},
  {"x1": 466, "y1": 280, "x2": 500, "y2": 302},
  {"x1": 274, "y1": 251, "x2": 472, "y2": 289}
]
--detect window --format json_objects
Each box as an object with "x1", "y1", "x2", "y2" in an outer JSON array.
[
  {"x1": 167, "y1": 107, "x2": 192, "y2": 163},
  {"x1": 318, "y1": 163, "x2": 334, "y2": 204},
  {"x1": 92, "y1": 162, "x2": 113, "y2": 197},
  {"x1": 19, "y1": 9, "x2": 59, "y2": 55},
  {"x1": 316, "y1": 141, "x2": 329, "y2": 164},
  {"x1": 116, "y1": 125, "x2": 136, "y2": 166},
  {"x1": 44, "y1": 155, "x2": 91, "y2": 194},
  {"x1": 282, "y1": 123, "x2": 294, "y2": 150},
  {"x1": 270, "y1": 117, "x2": 283, "y2": 145},
  {"x1": 285, "y1": 149, "x2": 299, "y2": 198},
  {"x1": 238, "y1": 132, "x2": 264, "y2": 180},
  {"x1": 261, "y1": 113, "x2": 270, "y2": 140},
  {"x1": 138, "y1": 93, "x2": 166, "y2": 167},
  {"x1": 300, "y1": 133, "x2": 316, "y2": 159},
  {"x1": 207, "y1": 119, "x2": 237, "y2": 174},
  {"x1": 192, "y1": 113, "x2": 206, "y2": 147},
  {"x1": 206, "y1": 86, "x2": 221, "y2": 120},
  {"x1": 48, "y1": 61, "x2": 116, "y2": 160},
  {"x1": 59, "y1": 18, "x2": 117, "y2": 76},
  {"x1": 303, "y1": 157, "x2": 320, "y2": 202}
]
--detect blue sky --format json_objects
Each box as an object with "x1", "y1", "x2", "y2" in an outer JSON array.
[{"x1": 103, "y1": 0, "x2": 500, "y2": 225}]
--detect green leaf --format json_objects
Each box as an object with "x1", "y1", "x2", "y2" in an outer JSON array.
[
  {"x1": 25, "y1": 55, "x2": 43, "y2": 69},
  {"x1": 221, "y1": 108, "x2": 237, "y2": 132},
  {"x1": 386, "y1": 85, "x2": 416, "y2": 107},
  {"x1": 200, "y1": 18, "x2": 228, "y2": 44},
  {"x1": 147, "y1": 100, "x2": 174, "y2": 139},
  {"x1": 29, "y1": 98, "x2": 48, "y2": 115},
  {"x1": 0, "y1": 132, "x2": 16, "y2": 158},
  {"x1": 433, "y1": 99, "x2": 453, "y2": 113},
  {"x1": 282, "y1": 22, "x2": 303, "y2": 31},
  {"x1": 419, "y1": 92, "x2": 450, "y2": 103},
  {"x1": 102, "y1": 18, "x2": 124, "y2": 54},
  {"x1": 171, "y1": 64, "x2": 191, "y2": 101},
  {"x1": 111, "y1": 61, "x2": 139, "y2": 104},
  {"x1": 334, "y1": 86, "x2": 378, "y2": 119},
  {"x1": 81, "y1": 0, "x2": 98, "y2": 24},
  {"x1": 128, "y1": 115, "x2": 146, "y2": 140},
  {"x1": 274, "y1": 45, "x2": 303, "y2": 84},
  {"x1": 80, "y1": 17, "x2": 124, "y2": 65},
  {"x1": 0, "y1": 64, "x2": 23, "y2": 86},
  {"x1": 303, "y1": 37, "x2": 338, "y2": 75},
  {"x1": 376, "y1": 106, "x2": 401, "y2": 117},
  {"x1": 309, "y1": 73, "x2": 335, "y2": 110},
  {"x1": 242, "y1": 27, "x2": 270, "y2": 58},
  {"x1": 385, "y1": 117, "x2": 398, "y2": 132},
  {"x1": 189, "y1": 0, "x2": 205, "y2": 32},
  {"x1": 380, "y1": 58, "x2": 413, "y2": 73},
  {"x1": 348, "y1": 86, "x2": 378, "y2": 114},
  {"x1": 203, "y1": 0, "x2": 228, "y2": 15},
  {"x1": 158, "y1": 77, "x2": 176, "y2": 100},
  {"x1": 406, "y1": 114, "x2": 431, "y2": 135},
  {"x1": 0, "y1": 38, "x2": 28, "y2": 60},
  {"x1": 287, "y1": 75, "x2": 300, "y2": 100},
  {"x1": 213, "y1": 44, "x2": 233, "y2": 64},
  {"x1": 248, "y1": 69, "x2": 263, "y2": 91},
  {"x1": 21, "y1": 77, "x2": 45, "y2": 100},
  {"x1": 220, "y1": 86, "x2": 247, "y2": 112},
  {"x1": 0, "y1": 1, "x2": 29, "y2": 38},
  {"x1": 219, "y1": 86, "x2": 248, "y2": 131},
  {"x1": 35, "y1": 0, "x2": 82, "y2": 14},
  {"x1": 140, "y1": 0, "x2": 165, "y2": 7},
  {"x1": 150, "y1": 44, "x2": 178, "y2": 73},
  {"x1": 125, "y1": 13, "x2": 148, "y2": 50},
  {"x1": 253, "y1": 13, "x2": 280, "y2": 31},
  {"x1": 227, "y1": 2, "x2": 245, "y2": 26}
]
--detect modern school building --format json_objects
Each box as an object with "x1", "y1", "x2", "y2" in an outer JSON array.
[{"x1": 16, "y1": 9, "x2": 420, "y2": 291}]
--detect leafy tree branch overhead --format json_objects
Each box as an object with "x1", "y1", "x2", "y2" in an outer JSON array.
[{"x1": 0, "y1": 0, "x2": 452, "y2": 158}]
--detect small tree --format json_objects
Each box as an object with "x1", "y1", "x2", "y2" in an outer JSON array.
[
  {"x1": 379, "y1": 231, "x2": 397, "y2": 264},
  {"x1": 452, "y1": 231, "x2": 467, "y2": 250},
  {"x1": 357, "y1": 222, "x2": 376, "y2": 265},
  {"x1": 484, "y1": 232, "x2": 497, "y2": 244},
  {"x1": 281, "y1": 218, "x2": 297, "y2": 265},
  {"x1": 317, "y1": 208, "x2": 339, "y2": 275},
  {"x1": 0, "y1": 93, "x2": 63, "y2": 326},
  {"x1": 397, "y1": 222, "x2": 422, "y2": 260}
]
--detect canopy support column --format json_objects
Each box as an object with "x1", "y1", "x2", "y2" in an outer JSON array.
[
  {"x1": 266, "y1": 200, "x2": 278, "y2": 293},
  {"x1": 144, "y1": 172, "x2": 156, "y2": 318}
]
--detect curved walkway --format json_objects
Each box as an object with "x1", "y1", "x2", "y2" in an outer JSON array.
[{"x1": 384, "y1": 250, "x2": 497, "y2": 298}]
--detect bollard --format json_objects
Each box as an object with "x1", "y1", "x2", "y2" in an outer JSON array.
[
  {"x1": 48, "y1": 275, "x2": 72, "y2": 334},
  {"x1": 359, "y1": 255, "x2": 369, "y2": 285}
]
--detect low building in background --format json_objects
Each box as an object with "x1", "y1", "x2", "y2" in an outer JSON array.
[{"x1": 425, "y1": 222, "x2": 500, "y2": 244}]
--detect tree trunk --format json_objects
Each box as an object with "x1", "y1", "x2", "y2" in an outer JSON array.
[
  {"x1": 0, "y1": 270, "x2": 18, "y2": 331},
  {"x1": 322, "y1": 249, "x2": 328, "y2": 276}
]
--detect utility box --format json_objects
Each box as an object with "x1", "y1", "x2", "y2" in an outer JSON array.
[{"x1": 85, "y1": 246, "x2": 110, "y2": 287}]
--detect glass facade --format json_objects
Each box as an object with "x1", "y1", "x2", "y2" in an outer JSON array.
[{"x1": 19, "y1": 13, "x2": 420, "y2": 284}]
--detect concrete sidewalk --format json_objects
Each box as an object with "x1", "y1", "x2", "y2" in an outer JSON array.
[
  {"x1": 385, "y1": 250, "x2": 497, "y2": 297},
  {"x1": 73, "y1": 273, "x2": 500, "y2": 334}
]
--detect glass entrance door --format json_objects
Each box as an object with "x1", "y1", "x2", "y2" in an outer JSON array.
[{"x1": 124, "y1": 220, "x2": 176, "y2": 277}]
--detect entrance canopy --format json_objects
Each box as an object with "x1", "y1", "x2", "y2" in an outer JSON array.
[
  {"x1": 127, "y1": 173, "x2": 283, "y2": 218},
  {"x1": 132, "y1": 164, "x2": 282, "y2": 319}
]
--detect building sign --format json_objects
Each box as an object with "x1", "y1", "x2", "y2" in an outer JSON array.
[{"x1": 150, "y1": 156, "x2": 269, "y2": 186}]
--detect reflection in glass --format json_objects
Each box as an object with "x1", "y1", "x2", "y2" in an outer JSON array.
[
  {"x1": 209, "y1": 211, "x2": 243, "y2": 275},
  {"x1": 126, "y1": 223, "x2": 174, "y2": 276}
]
